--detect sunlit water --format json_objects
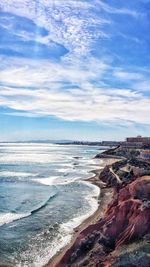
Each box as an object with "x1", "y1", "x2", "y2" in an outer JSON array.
[{"x1": 0, "y1": 143, "x2": 104, "y2": 266}]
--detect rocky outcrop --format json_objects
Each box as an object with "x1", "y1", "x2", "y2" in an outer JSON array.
[
  {"x1": 95, "y1": 154, "x2": 124, "y2": 159},
  {"x1": 99, "y1": 158, "x2": 150, "y2": 188},
  {"x1": 95, "y1": 145, "x2": 149, "y2": 160}
]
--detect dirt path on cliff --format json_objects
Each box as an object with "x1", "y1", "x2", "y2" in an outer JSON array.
[{"x1": 110, "y1": 167, "x2": 122, "y2": 184}]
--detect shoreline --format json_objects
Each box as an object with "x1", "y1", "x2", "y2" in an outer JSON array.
[{"x1": 45, "y1": 158, "x2": 119, "y2": 267}]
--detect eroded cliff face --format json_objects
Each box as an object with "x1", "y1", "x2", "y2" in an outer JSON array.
[
  {"x1": 103, "y1": 176, "x2": 150, "y2": 247},
  {"x1": 56, "y1": 168, "x2": 150, "y2": 267}
]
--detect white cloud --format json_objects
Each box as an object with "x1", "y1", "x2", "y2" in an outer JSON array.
[
  {"x1": 113, "y1": 70, "x2": 144, "y2": 80},
  {"x1": 0, "y1": 57, "x2": 149, "y2": 125},
  {"x1": 95, "y1": 0, "x2": 140, "y2": 18},
  {"x1": 0, "y1": 85, "x2": 149, "y2": 124},
  {"x1": 133, "y1": 80, "x2": 150, "y2": 91},
  {"x1": 0, "y1": 56, "x2": 108, "y2": 87},
  {"x1": 0, "y1": 0, "x2": 110, "y2": 55},
  {"x1": 113, "y1": 69, "x2": 150, "y2": 92}
]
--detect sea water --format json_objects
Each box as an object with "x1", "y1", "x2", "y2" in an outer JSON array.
[{"x1": 0, "y1": 143, "x2": 103, "y2": 266}]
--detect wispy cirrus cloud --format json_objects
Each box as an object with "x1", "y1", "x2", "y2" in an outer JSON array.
[
  {"x1": 95, "y1": 0, "x2": 140, "y2": 18},
  {"x1": 0, "y1": 0, "x2": 110, "y2": 55}
]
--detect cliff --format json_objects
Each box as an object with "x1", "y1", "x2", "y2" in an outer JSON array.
[{"x1": 55, "y1": 149, "x2": 150, "y2": 267}]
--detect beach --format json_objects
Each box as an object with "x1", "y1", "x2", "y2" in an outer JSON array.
[{"x1": 46, "y1": 158, "x2": 119, "y2": 267}]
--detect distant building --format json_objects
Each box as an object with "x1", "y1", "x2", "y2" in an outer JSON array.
[
  {"x1": 126, "y1": 136, "x2": 150, "y2": 144},
  {"x1": 122, "y1": 136, "x2": 150, "y2": 148}
]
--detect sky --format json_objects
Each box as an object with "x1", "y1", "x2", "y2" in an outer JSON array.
[{"x1": 0, "y1": 0, "x2": 150, "y2": 141}]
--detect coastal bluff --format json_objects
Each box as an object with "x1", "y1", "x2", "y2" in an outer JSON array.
[{"x1": 52, "y1": 145, "x2": 150, "y2": 267}]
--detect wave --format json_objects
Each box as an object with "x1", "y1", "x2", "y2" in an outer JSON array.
[
  {"x1": 0, "y1": 212, "x2": 30, "y2": 227},
  {"x1": 0, "y1": 171, "x2": 37, "y2": 177},
  {"x1": 0, "y1": 193, "x2": 57, "y2": 227},
  {"x1": 61, "y1": 182, "x2": 100, "y2": 232},
  {"x1": 34, "y1": 176, "x2": 81, "y2": 186},
  {"x1": 0, "y1": 154, "x2": 70, "y2": 164},
  {"x1": 31, "y1": 193, "x2": 57, "y2": 214},
  {"x1": 31, "y1": 182, "x2": 100, "y2": 267},
  {"x1": 10, "y1": 181, "x2": 100, "y2": 265},
  {"x1": 33, "y1": 169, "x2": 97, "y2": 187},
  {"x1": 34, "y1": 176, "x2": 61, "y2": 186}
]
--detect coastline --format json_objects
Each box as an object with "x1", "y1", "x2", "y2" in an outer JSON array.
[{"x1": 45, "y1": 158, "x2": 120, "y2": 267}]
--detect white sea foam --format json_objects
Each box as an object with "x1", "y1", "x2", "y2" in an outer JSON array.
[
  {"x1": 58, "y1": 167, "x2": 74, "y2": 173},
  {"x1": 34, "y1": 176, "x2": 79, "y2": 186},
  {"x1": 13, "y1": 176, "x2": 100, "y2": 267},
  {"x1": 0, "y1": 153, "x2": 72, "y2": 164},
  {"x1": 0, "y1": 171, "x2": 37, "y2": 177},
  {"x1": 19, "y1": 182, "x2": 100, "y2": 267},
  {"x1": 21, "y1": 231, "x2": 72, "y2": 267},
  {"x1": 47, "y1": 184, "x2": 100, "y2": 261},
  {"x1": 34, "y1": 176, "x2": 60, "y2": 186},
  {"x1": 0, "y1": 212, "x2": 30, "y2": 226},
  {"x1": 0, "y1": 194, "x2": 56, "y2": 227},
  {"x1": 33, "y1": 167, "x2": 98, "y2": 186}
]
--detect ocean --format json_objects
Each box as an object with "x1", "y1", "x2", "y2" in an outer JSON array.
[{"x1": 0, "y1": 143, "x2": 103, "y2": 266}]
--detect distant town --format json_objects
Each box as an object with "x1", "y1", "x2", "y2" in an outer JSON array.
[
  {"x1": 57, "y1": 135, "x2": 150, "y2": 161},
  {"x1": 57, "y1": 135, "x2": 150, "y2": 147}
]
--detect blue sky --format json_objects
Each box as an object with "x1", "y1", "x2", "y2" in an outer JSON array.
[{"x1": 0, "y1": 0, "x2": 150, "y2": 141}]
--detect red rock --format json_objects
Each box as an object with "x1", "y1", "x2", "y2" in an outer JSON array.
[{"x1": 56, "y1": 176, "x2": 150, "y2": 267}]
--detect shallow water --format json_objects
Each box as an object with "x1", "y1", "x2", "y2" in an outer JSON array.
[{"x1": 0, "y1": 143, "x2": 103, "y2": 266}]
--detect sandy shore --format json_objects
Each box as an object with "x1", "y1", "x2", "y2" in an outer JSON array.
[{"x1": 45, "y1": 158, "x2": 119, "y2": 267}]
